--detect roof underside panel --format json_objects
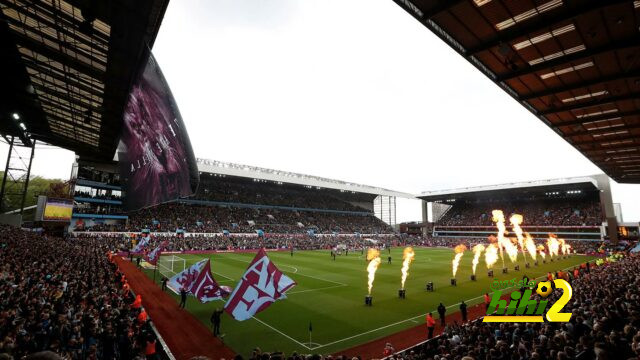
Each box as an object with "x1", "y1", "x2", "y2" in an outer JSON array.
[
  {"x1": 393, "y1": 0, "x2": 640, "y2": 183},
  {"x1": 0, "y1": 0, "x2": 169, "y2": 159}
]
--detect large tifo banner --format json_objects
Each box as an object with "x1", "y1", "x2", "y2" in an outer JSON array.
[{"x1": 118, "y1": 53, "x2": 199, "y2": 211}]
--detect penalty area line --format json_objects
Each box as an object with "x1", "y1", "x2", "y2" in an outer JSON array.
[{"x1": 252, "y1": 317, "x2": 311, "y2": 350}]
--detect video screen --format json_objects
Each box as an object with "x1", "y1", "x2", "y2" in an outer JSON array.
[{"x1": 43, "y1": 198, "x2": 73, "y2": 221}]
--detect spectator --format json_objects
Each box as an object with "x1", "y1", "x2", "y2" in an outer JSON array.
[{"x1": 426, "y1": 313, "x2": 436, "y2": 339}]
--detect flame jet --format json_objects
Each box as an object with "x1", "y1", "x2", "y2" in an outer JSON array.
[
  {"x1": 547, "y1": 234, "x2": 560, "y2": 259},
  {"x1": 524, "y1": 233, "x2": 537, "y2": 261},
  {"x1": 492, "y1": 210, "x2": 507, "y2": 266},
  {"x1": 400, "y1": 247, "x2": 415, "y2": 289},
  {"x1": 452, "y1": 244, "x2": 467, "y2": 278},
  {"x1": 510, "y1": 214, "x2": 527, "y2": 260},
  {"x1": 537, "y1": 244, "x2": 546, "y2": 260},
  {"x1": 485, "y1": 243, "x2": 499, "y2": 269},
  {"x1": 366, "y1": 248, "x2": 381, "y2": 295},
  {"x1": 471, "y1": 244, "x2": 485, "y2": 275},
  {"x1": 558, "y1": 238, "x2": 568, "y2": 256}
]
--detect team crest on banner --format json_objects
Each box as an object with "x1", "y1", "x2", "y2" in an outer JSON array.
[
  {"x1": 192, "y1": 260, "x2": 230, "y2": 303},
  {"x1": 167, "y1": 259, "x2": 208, "y2": 293},
  {"x1": 132, "y1": 235, "x2": 150, "y2": 253},
  {"x1": 224, "y1": 249, "x2": 297, "y2": 321},
  {"x1": 144, "y1": 240, "x2": 168, "y2": 265}
]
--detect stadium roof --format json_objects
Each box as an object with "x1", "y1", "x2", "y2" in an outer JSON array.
[
  {"x1": 393, "y1": 0, "x2": 640, "y2": 184},
  {"x1": 196, "y1": 158, "x2": 415, "y2": 198},
  {"x1": 418, "y1": 174, "x2": 603, "y2": 201},
  {"x1": 0, "y1": 0, "x2": 168, "y2": 159}
]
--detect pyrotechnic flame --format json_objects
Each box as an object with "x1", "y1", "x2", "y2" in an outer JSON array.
[
  {"x1": 547, "y1": 234, "x2": 560, "y2": 258},
  {"x1": 558, "y1": 238, "x2": 567, "y2": 256},
  {"x1": 492, "y1": 210, "x2": 507, "y2": 265},
  {"x1": 537, "y1": 244, "x2": 546, "y2": 259},
  {"x1": 471, "y1": 244, "x2": 485, "y2": 275},
  {"x1": 366, "y1": 248, "x2": 381, "y2": 295},
  {"x1": 452, "y1": 244, "x2": 467, "y2": 278},
  {"x1": 503, "y1": 238, "x2": 519, "y2": 263},
  {"x1": 492, "y1": 210, "x2": 519, "y2": 263},
  {"x1": 509, "y1": 214, "x2": 526, "y2": 259},
  {"x1": 485, "y1": 243, "x2": 499, "y2": 269},
  {"x1": 524, "y1": 233, "x2": 537, "y2": 261},
  {"x1": 400, "y1": 247, "x2": 415, "y2": 289}
]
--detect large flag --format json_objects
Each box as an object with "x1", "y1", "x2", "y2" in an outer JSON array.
[
  {"x1": 167, "y1": 259, "x2": 208, "y2": 293},
  {"x1": 191, "y1": 259, "x2": 230, "y2": 303},
  {"x1": 224, "y1": 249, "x2": 297, "y2": 321},
  {"x1": 132, "y1": 235, "x2": 150, "y2": 253},
  {"x1": 145, "y1": 240, "x2": 168, "y2": 265}
]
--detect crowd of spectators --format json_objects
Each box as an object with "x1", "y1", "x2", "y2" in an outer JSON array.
[
  {"x1": 389, "y1": 252, "x2": 640, "y2": 360},
  {"x1": 69, "y1": 232, "x2": 426, "y2": 253},
  {"x1": 74, "y1": 190, "x2": 122, "y2": 201},
  {"x1": 76, "y1": 169, "x2": 121, "y2": 187},
  {"x1": 0, "y1": 225, "x2": 160, "y2": 359},
  {"x1": 77, "y1": 203, "x2": 393, "y2": 235},
  {"x1": 68, "y1": 231, "x2": 610, "y2": 256},
  {"x1": 194, "y1": 176, "x2": 372, "y2": 212},
  {"x1": 73, "y1": 205, "x2": 124, "y2": 216},
  {"x1": 438, "y1": 199, "x2": 603, "y2": 227}
]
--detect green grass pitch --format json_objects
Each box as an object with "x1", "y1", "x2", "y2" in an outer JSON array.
[{"x1": 142, "y1": 248, "x2": 593, "y2": 357}]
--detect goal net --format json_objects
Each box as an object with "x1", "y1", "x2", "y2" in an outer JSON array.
[{"x1": 158, "y1": 255, "x2": 186, "y2": 279}]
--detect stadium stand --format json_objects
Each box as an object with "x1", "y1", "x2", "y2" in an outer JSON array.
[
  {"x1": 90, "y1": 203, "x2": 394, "y2": 234},
  {"x1": 70, "y1": 160, "x2": 412, "y2": 235},
  {"x1": 421, "y1": 176, "x2": 615, "y2": 242},
  {"x1": 194, "y1": 174, "x2": 370, "y2": 212},
  {"x1": 0, "y1": 225, "x2": 163, "y2": 359},
  {"x1": 437, "y1": 198, "x2": 602, "y2": 226}
]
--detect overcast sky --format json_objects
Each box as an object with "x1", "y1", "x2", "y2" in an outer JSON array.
[{"x1": 1, "y1": 0, "x2": 639, "y2": 223}]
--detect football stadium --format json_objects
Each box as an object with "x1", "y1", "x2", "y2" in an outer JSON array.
[{"x1": 1, "y1": 1, "x2": 640, "y2": 360}]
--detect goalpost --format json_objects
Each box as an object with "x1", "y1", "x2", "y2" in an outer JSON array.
[{"x1": 157, "y1": 255, "x2": 186, "y2": 279}]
